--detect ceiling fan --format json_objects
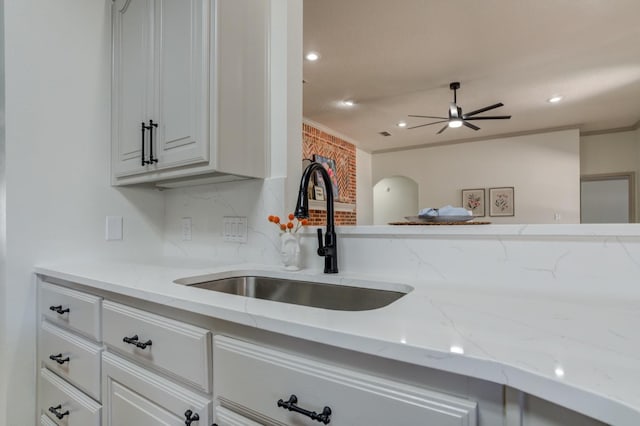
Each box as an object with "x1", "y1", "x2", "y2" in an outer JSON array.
[{"x1": 408, "y1": 82, "x2": 511, "y2": 134}]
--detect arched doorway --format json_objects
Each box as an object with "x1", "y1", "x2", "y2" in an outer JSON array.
[{"x1": 373, "y1": 176, "x2": 419, "y2": 225}]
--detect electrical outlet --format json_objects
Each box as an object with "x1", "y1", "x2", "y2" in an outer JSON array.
[
  {"x1": 223, "y1": 216, "x2": 247, "y2": 243},
  {"x1": 181, "y1": 217, "x2": 192, "y2": 241}
]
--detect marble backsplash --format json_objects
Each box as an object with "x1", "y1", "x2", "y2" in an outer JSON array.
[{"x1": 163, "y1": 179, "x2": 640, "y2": 299}]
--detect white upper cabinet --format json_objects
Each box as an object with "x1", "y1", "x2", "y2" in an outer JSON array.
[{"x1": 111, "y1": 0, "x2": 268, "y2": 186}]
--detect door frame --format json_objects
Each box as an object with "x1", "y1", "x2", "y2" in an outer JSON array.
[{"x1": 580, "y1": 172, "x2": 635, "y2": 223}]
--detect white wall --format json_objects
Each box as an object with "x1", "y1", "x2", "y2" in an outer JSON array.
[
  {"x1": 2, "y1": 2, "x2": 165, "y2": 424},
  {"x1": 356, "y1": 148, "x2": 373, "y2": 225},
  {"x1": 0, "y1": 0, "x2": 6, "y2": 419},
  {"x1": 581, "y1": 130, "x2": 638, "y2": 174},
  {"x1": 373, "y1": 129, "x2": 581, "y2": 224}
]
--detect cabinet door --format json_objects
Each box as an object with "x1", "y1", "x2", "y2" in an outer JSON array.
[
  {"x1": 152, "y1": 0, "x2": 209, "y2": 170},
  {"x1": 112, "y1": 0, "x2": 154, "y2": 177},
  {"x1": 103, "y1": 351, "x2": 211, "y2": 426}
]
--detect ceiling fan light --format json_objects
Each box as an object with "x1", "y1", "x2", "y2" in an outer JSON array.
[
  {"x1": 448, "y1": 119, "x2": 463, "y2": 128},
  {"x1": 548, "y1": 95, "x2": 563, "y2": 103}
]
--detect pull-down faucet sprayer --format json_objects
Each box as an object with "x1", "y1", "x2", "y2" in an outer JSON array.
[{"x1": 294, "y1": 162, "x2": 338, "y2": 273}]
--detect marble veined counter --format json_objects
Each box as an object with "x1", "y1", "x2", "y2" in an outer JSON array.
[{"x1": 35, "y1": 258, "x2": 640, "y2": 425}]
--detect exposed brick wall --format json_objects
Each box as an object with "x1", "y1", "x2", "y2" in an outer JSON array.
[
  {"x1": 308, "y1": 209, "x2": 356, "y2": 226},
  {"x1": 303, "y1": 123, "x2": 357, "y2": 225}
]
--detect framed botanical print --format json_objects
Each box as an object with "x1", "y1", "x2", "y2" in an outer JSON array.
[
  {"x1": 461, "y1": 188, "x2": 485, "y2": 217},
  {"x1": 489, "y1": 187, "x2": 515, "y2": 216}
]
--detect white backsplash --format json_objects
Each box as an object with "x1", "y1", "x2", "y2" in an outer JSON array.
[
  {"x1": 162, "y1": 180, "x2": 640, "y2": 300},
  {"x1": 162, "y1": 177, "x2": 286, "y2": 264}
]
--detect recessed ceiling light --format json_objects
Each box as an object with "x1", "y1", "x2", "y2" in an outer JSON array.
[
  {"x1": 548, "y1": 95, "x2": 563, "y2": 103},
  {"x1": 305, "y1": 52, "x2": 320, "y2": 61},
  {"x1": 341, "y1": 100, "x2": 355, "y2": 107},
  {"x1": 397, "y1": 121, "x2": 407, "y2": 128},
  {"x1": 448, "y1": 119, "x2": 463, "y2": 128}
]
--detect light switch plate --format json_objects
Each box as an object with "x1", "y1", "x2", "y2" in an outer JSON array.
[
  {"x1": 105, "y1": 216, "x2": 123, "y2": 240},
  {"x1": 223, "y1": 216, "x2": 247, "y2": 243}
]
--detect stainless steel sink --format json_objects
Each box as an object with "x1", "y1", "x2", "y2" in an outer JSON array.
[{"x1": 175, "y1": 275, "x2": 409, "y2": 311}]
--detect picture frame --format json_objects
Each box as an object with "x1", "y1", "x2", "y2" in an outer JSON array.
[
  {"x1": 489, "y1": 187, "x2": 515, "y2": 217},
  {"x1": 314, "y1": 185, "x2": 325, "y2": 201},
  {"x1": 461, "y1": 188, "x2": 485, "y2": 217},
  {"x1": 313, "y1": 154, "x2": 339, "y2": 199}
]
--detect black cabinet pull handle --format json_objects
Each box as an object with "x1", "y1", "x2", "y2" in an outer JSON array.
[
  {"x1": 49, "y1": 353, "x2": 70, "y2": 365},
  {"x1": 148, "y1": 119, "x2": 159, "y2": 164},
  {"x1": 184, "y1": 409, "x2": 199, "y2": 425},
  {"x1": 277, "y1": 394, "x2": 332, "y2": 424},
  {"x1": 49, "y1": 305, "x2": 69, "y2": 315},
  {"x1": 141, "y1": 122, "x2": 150, "y2": 166},
  {"x1": 48, "y1": 404, "x2": 69, "y2": 420},
  {"x1": 123, "y1": 334, "x2": 152, "y2": 349}
]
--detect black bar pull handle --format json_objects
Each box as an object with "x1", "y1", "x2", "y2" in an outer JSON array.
[
  {"x1": 184, "y1": 409, "x2": 200, "y2": 425},
  {"x1": 49, "y1": 305, "x2": 69, "y2": 315},
  {"x1": 277, "y1": 394, "x2": 332, "y2": 424},
  {"x1": 148, "y1": 119, "x2": 159, "y2": 164},
  {"x1": 123, "y1": 334, "x2": 152, "y2": 349},
  {"x1": 49, "y1": 353, "x2": 70, "y2": 365},
  {"x1": 141, "y1": 122, "x2": 149, "y2": 166},
  {"x1": 48, "y1": 404, "x2": 70, "y2": 420}
]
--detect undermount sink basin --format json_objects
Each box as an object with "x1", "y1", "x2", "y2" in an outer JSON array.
[{"x1": 174, "y1": 275, "x2": 409, "y2": 311}]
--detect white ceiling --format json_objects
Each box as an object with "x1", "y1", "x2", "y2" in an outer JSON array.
[{"x1": 303, "y1": 0, "x2": 640, "y2": 153}]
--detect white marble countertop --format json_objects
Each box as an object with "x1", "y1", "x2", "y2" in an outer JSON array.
[{"x1": 35, "y1": 258, "x2": 640, "y2": 425}]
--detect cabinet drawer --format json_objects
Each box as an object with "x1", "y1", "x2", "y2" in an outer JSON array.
[
  {"x1": 40, "y1": 321, "x2": 102, "y2": 401},
  {"x1": 102, "y1": 300, "x2": 211, "y2": 393},
  {"x1": 214, "y1": 336, "x2": 478, "y2": 426},
  {"x1": 40, "y1": 281, "x2": 102, "y2": 341},
  {"x1": 214, "y1": 406, "x2": 262, "y2": 426},
  {"x1": 40, "y1": 368, "x2": 101, "y2": 426},
  {"x1": 103, "y1": 351, "x2": 211, "y2": 426},
  {"x1": 40, "y1": 414, "x2": 57, "y2": 426}
]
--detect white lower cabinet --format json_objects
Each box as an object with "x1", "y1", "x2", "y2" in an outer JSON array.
[
  {"x1": 213, "y1": 335, "x2": 478, "y2": 426},
  {"x1": 102, "y1": 351, "x2": 211, "y2": 426},
  {"x1": 40, "y1": 368, "x2": 101, "y2": 426}
]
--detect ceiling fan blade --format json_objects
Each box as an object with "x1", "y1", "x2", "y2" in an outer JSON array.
[
  {"x1": 408, "y1": 114, "x2": 448, "y2": 120},
  {"x1": 464, "y1": 115, "x2": 512, "y2": 120},
  {"x1": 463, "y1": 103, "x2": 504, "y2": 118},
  {"x1": 436, "y1": 124, "x2": 448, "y2": 135},
  {"x1": 407, "y1": 120, "x2": 449, "y2": 130},
  {"x1": 463, "y1": 121, "x2": 480, "y2": 131}
]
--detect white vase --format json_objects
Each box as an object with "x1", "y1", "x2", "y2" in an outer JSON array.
[{"x1": 280, "y1": 233, "x2": 301, "y2": 270}]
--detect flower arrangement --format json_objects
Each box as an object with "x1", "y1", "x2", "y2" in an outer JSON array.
[{"x1": 268, "y1": 213, "x2": 308, "y2": 233}]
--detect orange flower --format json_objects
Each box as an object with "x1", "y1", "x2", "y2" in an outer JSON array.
[
  {"x1": 268, "y1": 215, "x2": 274, "y2": 222},
  {"x1": 288, "y1": 213, "x2": 295, "y2": 221},
  {"x1": 287, "y1": 222, "x2": 294, "y2": 229},
  {"x1": 301, "y1": 219, "x2": 309, "y2": 226},
  {"x1": 280, "y1": 224, "x2": 286, "y2": 231},
  {"x1": 273, "y1": 216, "x2": 280, "y2": 224}
]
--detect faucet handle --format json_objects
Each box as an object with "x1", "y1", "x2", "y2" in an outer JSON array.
[{"x1": 317, "y1": 228, "x2": 324, "y2": 251}]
